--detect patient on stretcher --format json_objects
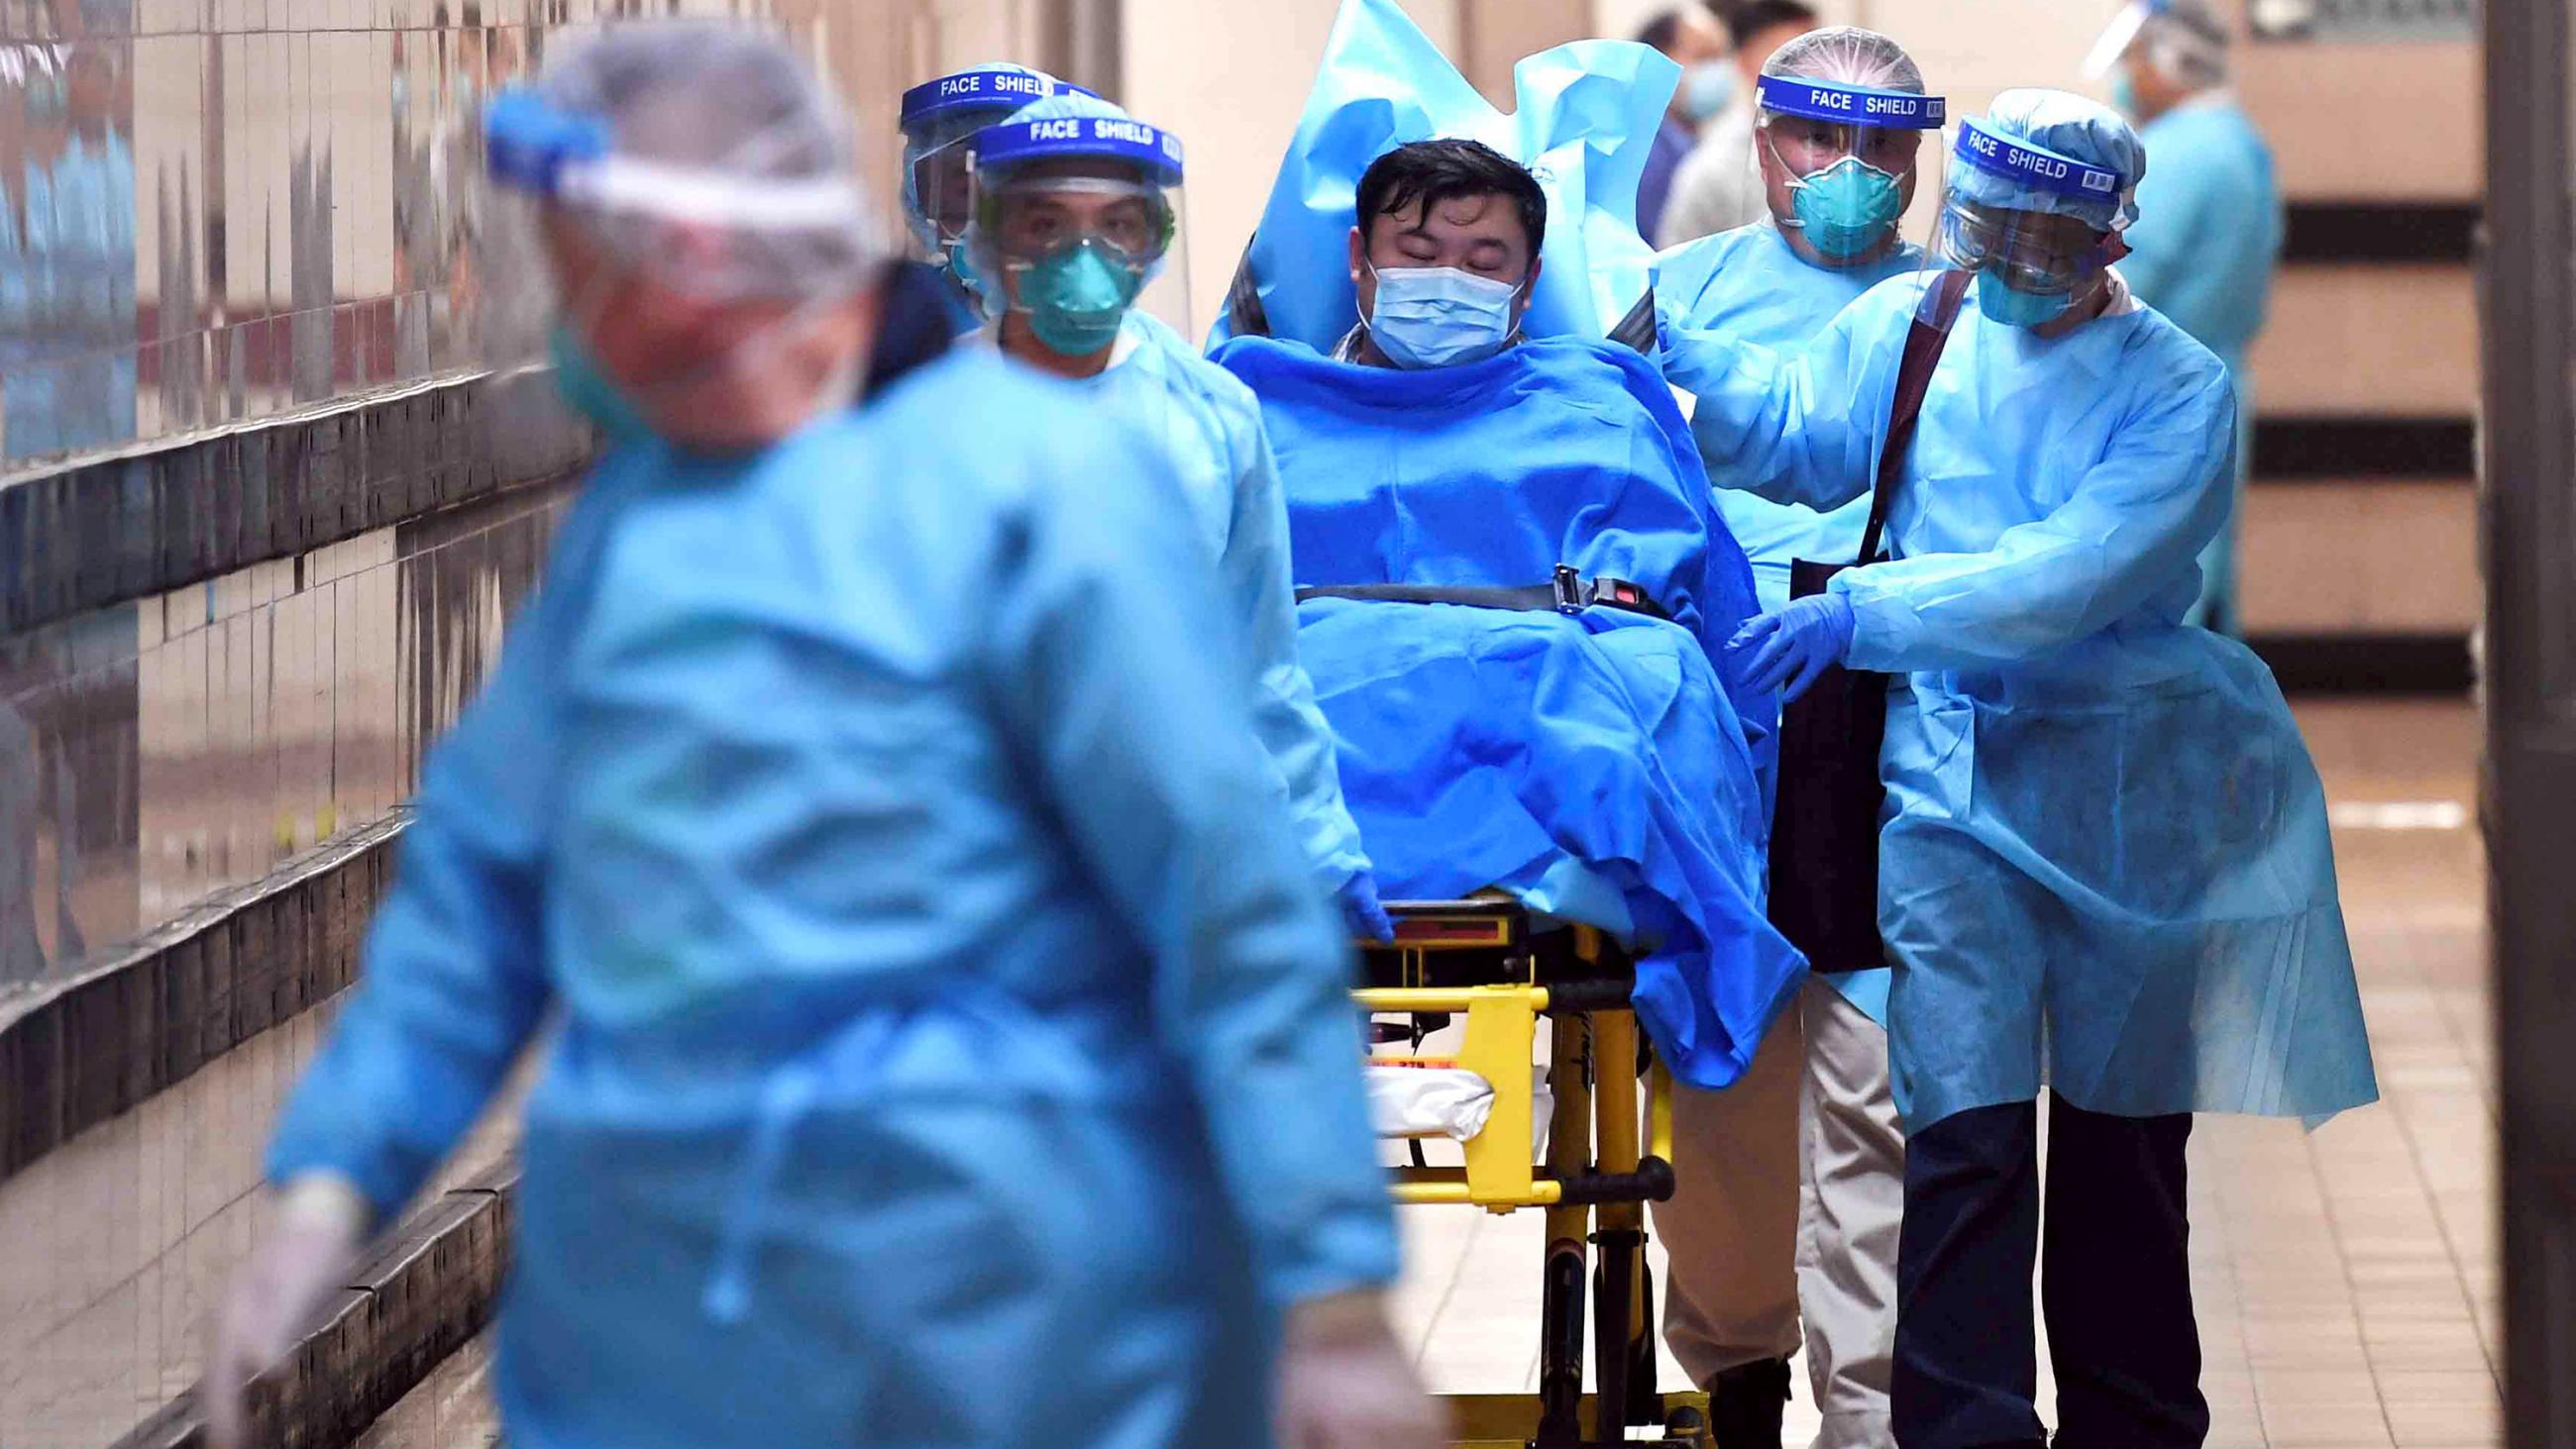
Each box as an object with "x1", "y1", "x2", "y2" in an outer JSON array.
[{"x1": 1213, "y1": 328, "x2": 1804, "y2": 1093}]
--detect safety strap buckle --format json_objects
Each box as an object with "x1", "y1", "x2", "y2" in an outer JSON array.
[{"x1": 1553, "y1": 564, "x2": 1656, "y2": 616}]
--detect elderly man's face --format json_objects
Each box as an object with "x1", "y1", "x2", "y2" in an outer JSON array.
[
  {"x1": 1345, "y1": 191, "x2": 1540, "y2": 330},
  {"x1": 542, "y1": 213, "x2": 872, "y2": 450}
]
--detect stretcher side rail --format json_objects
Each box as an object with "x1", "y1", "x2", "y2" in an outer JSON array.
[{"x1": 1358, "y1": 900, "x2": 1708, "y2": 1447}]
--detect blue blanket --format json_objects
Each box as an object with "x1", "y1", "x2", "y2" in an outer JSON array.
[{"x1": 1217, "y1": 334, "x2": 1803, "y2": 1089}]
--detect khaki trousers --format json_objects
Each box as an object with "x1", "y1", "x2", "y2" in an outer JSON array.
[{"x1": 1657, "y1": 979, "x2": 1906, "y2": 1449}]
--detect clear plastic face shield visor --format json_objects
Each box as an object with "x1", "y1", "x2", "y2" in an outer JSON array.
[
  {"x1": 478, "y1": 87, "x2": 878, "y2": 413},
  {"x1": 1752, "y1": 75, "x2": 1946, "y2": 267},
  {"x1": 1924, "y1": 117, "x2": 2129, "y2": 331},
  {"x1": 965, "y1": 116, "x2": 1191, "y2": 355},
  {"x1": 2082, "y1": 1, "x2": 2158, "y2": 79},
  {"x1": 2082, "y1": 0, "x2": 2227, "y2": 80},
  {"x1": 897, "y1": 68, "x2": 1069, "y2": 267}
]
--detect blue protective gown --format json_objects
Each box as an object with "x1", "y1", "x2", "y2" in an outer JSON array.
[
  {"x1": 1675, "y1": 274, "x2": 2377, "y2": 1131},
  {"x1": 264, "y1": 351, "x2": 1398, "y2": 1448},
  {"x1": 1096, "y1": 313, "x2": 1373, "y2": 889},
  {"x1": 1218, "y1": 334, "x2": 1803, "y2": 1091},
  {"x1": 2120, "y1": 96, "x2": 2282, "y2": 633},
  {"x1": 1657, "y1": 221, "x2": 1920, "y2": 1027}
]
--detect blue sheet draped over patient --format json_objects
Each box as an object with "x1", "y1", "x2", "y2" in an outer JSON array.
[{"x1": 1216, "y1": 334, "x2": 1803, "y2": 1089}]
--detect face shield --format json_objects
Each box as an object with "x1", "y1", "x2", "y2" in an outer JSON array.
[
  {"x1": 897, "y1": 67, "x2": 1070, "y2": 277},
  {"x1": 1753, "y1": 74, "x2": 1945, "y2": 266},
  {"x1": 966, "y1": 115, "x2": 1190, "y2": 357},
  {"x1": 479, "y1": 86, "x2": 879, "y2": 432},
  {"x1": 1926, "y1": 115, "x2": 2131, "y2": 330},
  {"x1": 2084, "y1": 0, "x2": 2230, "y2": 105}
]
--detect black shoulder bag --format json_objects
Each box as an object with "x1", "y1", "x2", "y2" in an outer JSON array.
[{"x1": 1764, "y1": 267, "x2": 1972, "y2": 973}]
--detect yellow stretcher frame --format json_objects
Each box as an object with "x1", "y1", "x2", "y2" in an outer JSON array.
[{"x1": 1359, "y1": 901, "x2": 1714, "y2": 1449}]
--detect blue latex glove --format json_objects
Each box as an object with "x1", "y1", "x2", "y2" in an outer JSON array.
[
  {"x1": 1730, "y1": 593, "x2": 1857, "y2": 703},
  {"x1": 1337, "y1": 870, "x2": 1396, "y2": 943}
]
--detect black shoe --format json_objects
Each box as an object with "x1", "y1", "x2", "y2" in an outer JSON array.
[{"x1": 1706, "y1": 1358, "x2": 1791, "y2": 1449}]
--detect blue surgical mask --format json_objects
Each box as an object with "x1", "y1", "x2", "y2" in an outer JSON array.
[
  {"x1": 548, "y1": 325, "x2": 653, "y2": 443},
  {"x1": 1681, "y1": 61, "x2": 1738, "y2": 124},
  {"x1": 2109, "y1": 69, "x2": 2140, "y2": 119},
  {"x1": 1976, "y1": 268, "x2": 2078, "y2": 329},
  {"x1": 1015, "y1": 238, "x2": 1146, "y2": 357},
  {"x1": 1364, "y1": 262, "x2": 1524, "y2": 368},
  {"x1": 1788, "y1": 155, "x2": 1905, "y2": 260}
]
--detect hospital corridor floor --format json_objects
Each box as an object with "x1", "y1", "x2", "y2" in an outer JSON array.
[{"x1": 354, "y1": 699, "x2": 2499, "y2": 1449}]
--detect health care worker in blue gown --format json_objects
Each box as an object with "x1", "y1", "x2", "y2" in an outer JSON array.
[
  {"x1": 897, "y1": 60, "x2": 1079, "y2": 328},
  {"x1": 199, "y1": 23, "x2": 1444, "y2": 1449},
  {"x1": 1686, "y1": 91, "x2": 2376, "y2": 1449},
  {"x1": 963, "y1": 92, "x2": 1395, "y2": 943},
  {"x1": 2086, "y1": 0, "x2": 2281, "y2": 637},
  {"x1": 1651, "y1": 29, "x2": 1942, "y2": 1449}
]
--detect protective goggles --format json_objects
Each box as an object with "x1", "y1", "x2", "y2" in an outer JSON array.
[
  {"x1": 1933, "y1": 203, "x2": 2114, "y2": 295},
  {"x1": 976, "y1": 176, "x2": 1175, "y2": 266}
]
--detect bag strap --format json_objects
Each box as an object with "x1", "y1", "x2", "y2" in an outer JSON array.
[{"x1": 1855, "y1": 267, "x2": 1974, "y2": 568}]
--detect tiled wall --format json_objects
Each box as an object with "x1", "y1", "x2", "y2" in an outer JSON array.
[
  {"x1": 0, "y1": 482, "x2": 562, "y2": 1003},
  {"x1": 0, "y1": 0, "x2": 945, "y2": 476}
]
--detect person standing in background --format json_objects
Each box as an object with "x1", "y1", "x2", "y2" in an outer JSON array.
[
  {"x1": 1656, "y1": 0, "x2": 1820, "y2": 249},
  {"x1": 2088, "y1": 0, "x2": 2281, "y2": 637},
  {"x1": 1652, "y1": 34, "x2": 1945, "y2": 1449},
  {"x1": 1633, "y1": 4, "x2": 1734, "y2": 246}
]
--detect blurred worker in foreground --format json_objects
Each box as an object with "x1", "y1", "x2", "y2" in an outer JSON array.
[
  {"x1": 1652, "y1": 30, "x2": 1942, "y2": 1449},
  {"x1": 1632, "y1": 3, "x2": 1734, "y2": 246},
  {"x1": 2088, "y1": 0, "x2": 2280, "y2": 635},
  {"x1": 964, "y1": 90, "x2": 1393, "y2": 941},
  {"x1": 1679, "y1": 90, "x2": 2376, "y2": 1449},
  {"x1": 898, "y1": 60, "x2": 1074, "y2": 326},
  {"x1": 1656, "y1": 0, "x2": 1821, "y2": 248},
  {"x1": 202, "y1": 23, "x2": 1437, "y2": 1449}
]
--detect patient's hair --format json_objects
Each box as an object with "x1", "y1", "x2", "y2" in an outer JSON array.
[{"x1": 1354, "y1": 140, "x2": 1549, "y2": 259}]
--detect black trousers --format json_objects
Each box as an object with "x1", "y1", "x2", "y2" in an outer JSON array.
[{"x1": 1891, "y1": 1093, "x2": 2208, "y2": 1449}]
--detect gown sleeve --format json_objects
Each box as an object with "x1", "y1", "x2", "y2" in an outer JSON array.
[
  {"x1": 1835, "y1": 340, "x2": 2236, "y2": 673},
  {"x1": 1666, "y1": 282, "x2": 1899, "y2": 515},
  {"x1": 1222, "y1": 404, "x2": 1372, "y2": 889},
  {"x1": 261, "y1": 487, "x2": 613, "y2": 1218},
  {"x1": 982, "y1": 414, "x2": 1399, "y2": 1310}
]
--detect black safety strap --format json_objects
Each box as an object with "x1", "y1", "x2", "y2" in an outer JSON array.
[
  {"x1": 1856, "y1": 268, "x2": 1974, "y2": 567},
  {"x1": 1606, "y1": 286, "x2": 1661, "y2": 356},
  {"x1": 1297, "y1": 565, "x2": 1673, "y2": 622}
]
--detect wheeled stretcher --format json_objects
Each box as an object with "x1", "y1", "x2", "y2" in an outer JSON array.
[{"x1": 1361, "y1": 898, "x2": 1715, "y2": 1449}]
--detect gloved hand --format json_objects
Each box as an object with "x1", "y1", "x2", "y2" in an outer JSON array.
[
  {"x1": 1275, "y1": 1290, "x2": 1448, "y2": 1449},
  {"x1": 1337, "y1": 870, "x2": 1396, "y2": 943},
  {"x1": 1729, "y1": 593, "x2": 1857, "y2": 703},
  {"x1": 204, "y1": 1176, "x2": 372, "y2": 1449}
]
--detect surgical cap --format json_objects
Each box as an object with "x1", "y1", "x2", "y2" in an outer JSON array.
[
  {"x1": 529, "y1": 21, "x2": 876, "y2": 297},
  {"x1": 1763, "y1": 25, "x2": 1925, "y2": 95},
  {"x1": 1953, "y1": 87, "x2": 2144, "y2": 233}
]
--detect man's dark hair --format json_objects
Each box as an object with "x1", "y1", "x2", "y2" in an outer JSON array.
[
  {"x1": 1634, "y1": 7, "x2": 1684, "y2": 53},
  {"x1": 1354, "y1": 139, "x2": 1548, "y2": 259},
  {"x1": 1715, "y1": 0, "x2": 1817, "y2": 49}
]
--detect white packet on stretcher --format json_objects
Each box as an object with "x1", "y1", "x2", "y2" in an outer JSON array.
[
  {"x1": 1366, "y1": 1060, "x2": 1555, "y2": 1152},
  {"x1": 1368, "y1": 1062, "x2": 1496, "y2": 1140}
]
